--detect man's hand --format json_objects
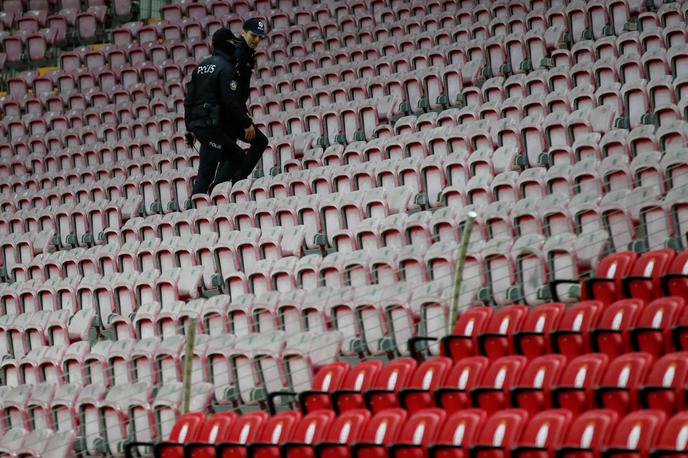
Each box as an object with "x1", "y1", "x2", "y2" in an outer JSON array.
[
  {"x1": 185, "y1": 131, "x2": 195, "y2": 147},
  {"x1": 244, "y1": 125, "x2": 256, "y2": 141}
]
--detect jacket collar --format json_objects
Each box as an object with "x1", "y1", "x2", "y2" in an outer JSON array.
[{"x1": 213, "y1": 48, "x2": 234, "y2": 62}]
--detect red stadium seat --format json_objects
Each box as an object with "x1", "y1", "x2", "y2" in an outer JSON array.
[
  {"x1": 513, "y1": 302, "x2": 565, "y2": 359},
  {"x1": 470, "y1": 355, "x2": 528, "y2": 414},
  {"x1": 351, "y1": 408, "x2": 408, "y2": 458},
  {"x1": 550, "y1": 301, "x2": 604, "y2": 359},
  {"x1": 476, "y1": 305, "x2": 528, "y2": 360},
  {"x1": 583, "y1": 251, "x2": 638, "y2": 305},
  {"x1": 434, "y1": 357, "x2": 489, "y2": 414},
  {"x1": 601, "y1": 410, "x2": 666, "y2": 458},
  {"x1": 245, "y1": 411, "x2": 302, "y2": 458},
  {"x1": 556, "y1": 409, "x2": 620, "y2": 458},
  {"x1": 214, "y1": 411, "x2": 269, "y2": 458},
  {"x1": 622, "y1": 250, "x2": 677, "y2": 302},
  {"x1": 512, "y1": 409, "x2": 573, "y2": 458},
  {"x1": 313, "y1": 409, "x2": 372, "y2": 458},
  {"x1": 662, "y1": 250, "x2": 688, "y2": 299},
  {"x1": 510, "y1": 355, "x2": 567, "y2": 414},
  {"x1": 438, "y1": 307, "x2": 493, "y2": 362},
  {"x1": 594, "y1": 352, "x2": 654, "y2": 416},
  {"x1": 552, "y1": 353, "x2": 609, "y2": 416},
  {"x1": 280, "y1": 410, "x2": 336, "y2": 458},
  {"x1": 631, "y1": 297, "x2": 686, "y2": 358},
  {"x1": 283, "y1": 361, "x2": 350, "y2": 414},
  {"x1": 638, "y1": 352, "x2": 688, "y2": 415},
  {"x1": 468, "y1": 409, "x2": 529, "y2": 458},
  {"x1": 427, "y1": 409, "x2": 487, "y2": 458},
  {"x1": 388, "y1": 408, "x2": 447, "y2": 458},
  {"x1": 397, "y1": 357, "x2": 453, "y2": 413},
  {"x1": 649, "y1": 411, "x2": 688, "y2": 458},
  {"x1": 590, "y1": 299, "x2": 643, "y2": 358},
  {"x1": 362, "y1": 358, "x2": 417, "y2": 413}
]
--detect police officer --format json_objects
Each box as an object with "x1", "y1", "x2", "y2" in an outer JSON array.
[{"x1": 184, "y1": 19, "x2": 268, "y2": 195}]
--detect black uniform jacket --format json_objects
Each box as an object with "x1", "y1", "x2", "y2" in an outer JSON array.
[{"x1": 184, "y1": 47, "x2": 253, "y2": 132}]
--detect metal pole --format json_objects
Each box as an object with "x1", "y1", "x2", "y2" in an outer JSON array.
[
  {"x1": 448, "y1": 211, "x2": 477, "y2": 334},
  {"x1": 182, "y1": 317, "x2": 197, "y2": 415}
]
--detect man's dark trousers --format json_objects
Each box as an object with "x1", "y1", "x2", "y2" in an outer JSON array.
[{"x1": 191, "y1": 125, "x2": 268, "y2": 195}]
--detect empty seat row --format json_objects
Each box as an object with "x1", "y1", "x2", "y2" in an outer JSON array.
[
  {"x1": 281, "y1": 352, "x2": 688, "y2": 418},
  {"x1": 149, "y1": 406, "x2": 688, "y2": 458},
  {"x1": 0, "y1": 330, "x2": 342, "y2": 412}
]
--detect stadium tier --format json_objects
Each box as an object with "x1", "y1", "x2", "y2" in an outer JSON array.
[{"x1": 1, "y1": 0, "x2": 688, "y2": 457}]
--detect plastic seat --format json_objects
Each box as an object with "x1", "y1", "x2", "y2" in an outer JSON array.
[
  {"x1": 475, "y1": 305, "x2": 528, "y2": 360},
  {"x1": 349, "y1": 408, "x2": 408, "y2": 458},
  {"x1": 427, "y1": 409, "x2": 487, "y2": 458},
  {"x1": 330, "y1": 360, "x2": 384, "y2": 414},
  {"x1": 649, "y1": 411, "x2": 688, "y2": 458},
  {"x1": 432, "y1": 356, "x2": 489, "y2": 414},
  {"x1": 556, "y1": 409, "x2": 619, "y2": 458},
  {"x1": 359, "y1": 358, "x2": 416, "y2": 414},
  {"x1": 550, "y1": 300, "x2": 604, "y2": 359},
  {"x1": 274, "y1": 360, "x2": 349, "y2": 414},
  {"x1": 280, "y1": 410, "x2": 336, "y2": 458},
  {"x1": 594, "y1": 352, "x2": 654, "y2": 416},
  {"x1": 470, "y1": 355, "x2": 528, "y2": 414},
  {"x1": 630, "y1": 297, "x2": 685, "y2": 358},
  {"x1": 397, "y1": 357, "x2": 453, "y2": 414},
  {"x1": 576, "y1": 252, "x2": 638, "y2": 305},
  {"x1": 590, "y1": 299, "x2": 643, "y2": 358},
  {"x1": 387, "y1": 408, "x2": 447, "y2": 458},
  {"x1": 601, "y1": 410, "x2": 666, "y2": 458},
  {"x1": 509, "y1": 355, "x2": 567, "y2": 414},
  {"x1": 468, "y1": 409, "x2": 529, "y2": 458},
  {"x1": 435, "y1": 307, "x2": 493, "y2": 362}
]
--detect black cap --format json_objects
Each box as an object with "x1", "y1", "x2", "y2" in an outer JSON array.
[
  {"x1": 212, "y1": 27, "x2": 237, "y2": 49},
  {"x1": 243, "y1": 17, "x2": 267, "y2": 36}
]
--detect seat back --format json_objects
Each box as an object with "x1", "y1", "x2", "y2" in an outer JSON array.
[
  {"x1": 434, "y1": 409, "x2": 487, "y2": 452},
  {"x1": 560, "y1": 409, "x2": 619, "y2": 453},
  {"x1": 516, "y1": 303, "x2": 565, "y2": 358},
  {"x1": 225, "y1": 411, "x2": 269, "y2": 443},
  {"x1": 653, "y1": 411, "x2": 688, "y2": 452},
  {"x1": 187, "y1": 412, "x2": 237, "y2": 458},
  {"x1": 592, "y1": 299, "x2": 642, "y2": 357},
  {"x1": 322, "y1": 409, "x2": 371, "y2": 443},
  {"x1": 664, "y1": 250, "x2": 688, "y2": 298},
  {"x1": 641, "y1": 352, "x2": 688, "y2": 414},
  {"x1": 443, "y1": 307, "x2": 493, "y2": 361},
  {"x1": 473, "y1": 356, "x2": 527, "y2": 413},
  {"x1": 257, "y1": 411, "x2": 302, "y2": 444},
  {"x1": 626, "y1": 249, "x2": 675, "y2": 302},
  {"x1": 517, "y1": 409, "x2": 572, "y2": 454},
  {"x1": 281, "y1": 410, "x2": 336, "y2": 458},
  {"x1": 403, "y1": 357, "x2": 453, "y2": 414},
  {"x1": 358, "y1": 408, "x2": 408, "y2": 448},
  {"x1": 437, "y1": 356, "x2": 489, "y2": 414},
  {"x1": 397, "y1": 408, "x2": 447, "y2": 447},
  {"x1": 587, "y1": 251, "x2": 637, "y2": 304},
  {"x1": 598, "y1": 352, "x2": 654, "y2": 415},
  {"x1": 512, "y1": 355, "x2": 567, "y2": 414},
  {"x1": 633, "y1": 297, "x2": 684, "y2": 358},
  {"x1": 552, "y1": 301, "x2": 603, "y2": 358},
  {"x1": 606, "y1": 410, "x2": 666, "y2": 453},
  {"x1": 372, "y1": 358, "x2": 418, "y2": 391},
  {"x1": 554, "y1": 353, "x2": 609, "y2": 415},
  {"x1": 474, "y1": 409, "x2": 529, "y2": 451},
  {"x1": 334, "y1": 360, "x2": 383, "y2": 412},
  {"x1": 161, "y1": 412, "x2": 206, "y2": 458},
  {"x1": 302, "y1": 361, "x2": 350, "y2": 412},
  {"x1": 481, "y1": 305, "x2": 528, "y2": 359}
]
